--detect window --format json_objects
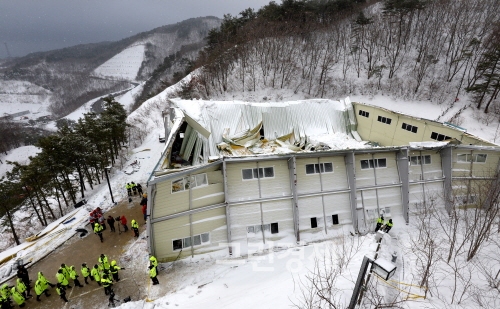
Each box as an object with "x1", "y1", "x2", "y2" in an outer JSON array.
[
  {"x1": 360, "y1": 158, "x2": 387, "y2": 169},
  {"x1": 172, "y1": 233, "x2": 210, "y2": 250},
  {"x1": 332, "y1": 214, "x2": 339, "y2": 225},
  {"x1": 305, "y1": 163, "x2": 334, "y2": 174},
  {"x1": 172, "y1": 173, "x2": 208, "y2": 193},
  {"x1": 358, "y1": 110, "x2": 369, "y2": 118},
  {"x1": 271, "y1": 222, "x2": 279, "y2": 234},
  {"x1": 242, "y1": 167, "x2": 274, "y2": 180},
  {"x1": 430, "y1": 132, "x2": 451, "y2": 141},
  {"x1": 402, "y1": 122, "x2": 418, "y2": 133},
  {"x1": 409, "y1": 155, "x2": 431, "y2": 166},
  {"x1": 311, "y1": 217, "x2": 318, "y2": 228},
  {"x1": 457, "y1": 153, "x2": 487, "y2": 163},
  {"x1": 377, "y1": 116, "x2": 392, "y2": 125}
]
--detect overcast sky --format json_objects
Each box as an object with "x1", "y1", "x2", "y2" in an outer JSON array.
[{"x1": 0, "y1": 0, "x2": 271, "y2": 58}]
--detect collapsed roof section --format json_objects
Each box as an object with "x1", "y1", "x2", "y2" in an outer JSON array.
[{"x1": 158, "y1": 98, "x2": 368, "y2": 172}]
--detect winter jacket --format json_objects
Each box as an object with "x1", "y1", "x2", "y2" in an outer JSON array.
[
  {"x1": 11, "y1": 287, "x2": 25, "y2": 305},
  {"x1": 149, "y1": 266, "x2": 157, "y2": 278},
  {"x1": 91, "y1": 267, "x2": 101, "y2": 282},
  {"x1": 56, "y1": 272, "x2": 68, "y2": 285},
  {"x1": 94, "y1": 223, "x2": 103, "y2": 233},
  {"x1": 16, "y1": 278, "x2": 26, "y2": 294},
  {"x1": 142, "y1": 204, "x2": 147, "y2": 215},
  {"x1": 101, "y1": 277, "x2": 112, "y2": 287},
  {"x1": 99, "y1": 255, "x2": 110, "y2": 270},
  {"x1": 120, "y1": 216, "x2": 127, "y2": 225},
  {"x1": 81, "y1": 265, "x2": 90, "y2": 278},
  {"x1": 110, "y1": 260, "x2": 121, "y2": 274},
  {"x1": 35, "y1": 279, "x2": 45, "y2": 296},
  {"x1": 106, "y1": 216, "x2": 115, "y2": 226},
  {"x1": 140, "y1": 197, "x2": 148, "y2": 206},
  {"x1": 131, "y1": 220, "x2": 139, "y2": 229},
  {"x1": 69, "y1": 266, "x2": 79, "y2": 280}
]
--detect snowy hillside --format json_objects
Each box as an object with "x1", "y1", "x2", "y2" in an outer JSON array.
[
  {"x1": 93, "y1": 44, "x2": 145, "y2": 81},
  {"x1": 0, "y1": 80, "x2": 52, "y2": 118}
]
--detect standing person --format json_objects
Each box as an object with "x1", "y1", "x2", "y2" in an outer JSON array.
[
  {"x1": 141, "y1": 203, "x2": 147, "y2": 222},
  {"x1": 16, "y1": 263, "x2": 32, "y2": 297},
  {"x1": 15, "y1": 278, "x2": 28, "y2": 299},
  {"x1": 91, "y1": 265, "x2": 102, "y2": 286},
  {"x1": 69, "y1": 266, "x2": 83, "y2": 288},
  {"x1": 107, "y1": 216, "x2": 116, "y2": 232},
  {"x1": 136, "y1": 183, "x2": 143, "y2": 196},
  {"x1": 10, "y1": 286, "x2": 25, "y2": 308},
  {"x1": 56, "y1": 284, "x2": 68, "y2": 303},
  {"x1": 98, "y1": 215, "x2": 107, "y2": 231},
  {"x1": 131, "y1": 182, "x2": 138, "y2": 195},
  {"x1": 38, "y1": 271, "x2": 55, "y2": 288},
  {"x1": 126, "y1": 183, "x2": 132, "y2": 197},
  {"x1": 34, "y1": 277, "x2": 51, "y2": 302},
  {"x1": 101, "y1": 274, "x2": 113, "y2": 295},
  {"x1": 149, "y1": 265, "x2": 159, "y2": 285},
  {"x1": 109, "y1": 260, "x2": 124, "y2": 282},
  {"x1": 94, "y1": 222, "x2": 104, "y2": 243},
  {"x1": 56, "y1": 269, "x2": 70, "y2": 289},
  {"x1": 384, "y1": 219, "x2": 393, "y2": 233},
  {"x1": 131, "y1": 219, "x2": 139, "y2": 238},
  {"x1": 60, "y1": 264, "x2": 71, "y2": 283},
  {"x1": 108, "y1": 290, "x2": 119, "y2": 307},
  {"x1": 375, "y1": 215, "x2": 384, "y2": 232},
  {"x1": 120, "y1": 215, "x2": 129, "y2": 232},
  {"x1": 81, "y1": 263, "x2": 91, "y2": 284},
  {"x1": 149, "y1": 256, "x2": 158, "y2": 272},
  {"x1": 99, "y1": 254, "x2": 111, "y2": 271}
]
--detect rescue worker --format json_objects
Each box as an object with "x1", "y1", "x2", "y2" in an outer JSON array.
[
  {"x1": 101, "y1": 274, "x2": 113, "y2": 295},
  {"x1": 131, "y1": 182, "x2": 138, "y2": 195},
  {"x1": 126, "y1": 183, "x2": 132, "y2": 196},
  {"x1": 10, "y1": 286, "x2": 25, "y2": 308},
  {"x1": 149, "y1": 255, "x2": 158, "y2": 272},
  {"x1": 16, "y1": 264, "x2": 31, "y2": 297},
  {"x1": 38, "y1": 272, "x2": 55, "y2": 288},
  {"x1": 137, "y1": 183, "x2": 143, "y2": 195},
  {"x1": 69, "y1": 266, "x2": 83, "y2": 287},
  {"x1": 94, "y1": 222, "x2": 104, "y2": 243},
  {"x1": 0, "y1": 284, "x2": 12, "y2": 309},
  {"x1": 384, "y1": 219, "x2": 393, "y2": 233},
  {"x1": 375, "y1": 215, "x2": 384, "y2": 232},
  {"x1": 110, "y1": 260, "x2": 124, "y2": 282},
  {"x1": 56, "y1": 283, "x2": 68, "y2": 303},
  {"x1": 99, "y1": 253, "x2": 111, "y2": 270},
  {"x1": 91, "y1": 265, "x2": 102, "y2": 286},
  {"x1": 149, "y1": 265, "x2": 159, "y2": 285},
  {"x1": 56, "y1": 269, "x2": 70, "y2": 289},
  {"x1": 81, "y1": 263, "x2": 91, "y2": 284},
  {"x1": 131, "y1": 219, "x2": 139, "y2": 237},
  {"x1": 34, "y1": 277, "x2": 51, "y2": 302},
  {"x1": 60, "y1": 264, "x2": 71, "y2": 284},
  {"x1": 120, "y1": 215, "x2": 129, "y2": 232},
  {"x1": 15, "y1": 278, "x2": 28, "y2": 299}
]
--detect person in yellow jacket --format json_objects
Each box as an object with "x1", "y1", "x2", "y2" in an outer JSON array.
[
  {"x1": 38, "y1": 272, "x2": 55, "y2": 288},
  {"x1": 131, "y1": 219, "x2": 139, "y2": 237},
  {"x1": 56, "y1": 283, "x2": 68, "y2": 303},
  {"x1": 81, "y1": 263, "x2": 91, "y2": 284},
  {"x1": 94, "y1": 223, "x2": 104, "y2": 242},
  {"x1": 56, "y1": 269, "x2": 70, "y2": 289},
  {"x1": 100, "y1": 275, "x2": 113, "y2": 295},
  {"x1": 99, "y1": 253, "x2": 111, "y2": 270},
  {"x1": 69, "y1": 266, "x2": 83, "y2": 288},
  {"x1": 10, "y1": 286, "x2": 25, "y2": 307},
  {"x1": 35, "y1": 276, "x2": 51, "y2": 302},
  {"x1": 91, "y1": 265, "x2": 102, "y2": 286},
  {"x1": 16, "y1": 278, "x2": 28, "y2": 299},
  {"x1": 60, "y1": 264, "x2": 71, "y2": 282},
  {"x1": 149, "y1": 255, "x2": 158, "y2": 272},
  {"x1": 110, "y1": 260, "x2": 124, "y2": 282},
  {"x1": 375, "y1": 215, "x2": 384, "y2": 232},
  {"x1": 126, "y1": 183, "x2": 132, "y2": 196},
  {"x1": 149, "y1": 265, "x2": 159, "y2": 285}
]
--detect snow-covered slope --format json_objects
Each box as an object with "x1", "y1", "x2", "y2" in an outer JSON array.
[{"x1": 92, "y1": 44, "x2": 145, "y2": 81}]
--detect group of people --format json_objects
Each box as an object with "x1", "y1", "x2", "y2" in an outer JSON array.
[
  {"x1": 0, "y1": 263, "x2": 32, "y2": 308},
  {"x1": 125, "y1": 182, "x2": 142, "y2": 197},
  {"x1": 92, "y1": 211, "x2": 140, "y2": 242},
  {"x1": 374, "y1": 215, "x2": 394, "y2": 233}
]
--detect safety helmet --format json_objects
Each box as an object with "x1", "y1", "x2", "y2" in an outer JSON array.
[{"x1": 111, "y1": 260, "x2": 116, "y2": 266}]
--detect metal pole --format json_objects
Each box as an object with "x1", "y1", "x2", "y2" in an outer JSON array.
[
  {"x1": 104, "y1": 168, "x2": 115, "y2": 204},
  {"x1": 348, "y1": 255, "x2": 372, "y2": 309}
]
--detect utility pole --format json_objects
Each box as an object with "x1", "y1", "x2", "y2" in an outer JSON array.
[
  {"x1": 4, "y1": 42, "x2": 12, "y2": 58},
  {"x1": 104, "y1": 167, "x2": 115, "y2": 204}
]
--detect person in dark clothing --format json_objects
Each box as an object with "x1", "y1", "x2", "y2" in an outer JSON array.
[
  {"x1": 56, "y1": 284, "x2": 68, "y2": 303},
  {"x1": 108, "y1": 290, "x2": 119, "y2": 307},
  {"x1": 107, "y1": 216, "x2": 116, "y2": 232},
  {"x1": 384, "y1": 219, "x2": 393, "y2": 233},
  {"x1": 16, "y1": 263, "x2": 32, "y2": 297},
  {"x1": 375, "y1": 215, "x2": 384, "y2": 232},
  {"x1": 136, "y1": 183, "x2": 143, "y2": 195},
  {"x1": 131, "y1": 182, "x2": 138, "y2": 195}
]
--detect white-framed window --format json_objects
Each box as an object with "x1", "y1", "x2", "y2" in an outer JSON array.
[
  {"x1": 305, "y1": 162, "x2": 333, "y2": 174},
  {"x1": 171, "y1": 173, "x2": 208, "y2": 193},
  {"x1": 430, "y1": 132, "x2": 451, "y2": 141},
  {"x1": 402, "y1": 122, "x2": 418, "y2": 133},
  {"x1": 457, "y1": 153, "x2": 487, "y2": 163},
  {"x1": 358, "y1": 110, "x2": 369, "y2": 118},
  {"x1": 173, "y1": 232, "x2": 210, "y2": 250},
  {"x1": 409, "y1": 155, "x2": 431, "y2": 166},
  {"x1": 247, "y1": 222, "x2": 279, "y2": 234},
  {"x1": 242, "y1": 167, "x2": 274, "y2": 180},
  {"x1": 377, "y1": 116, "x2": 392, "y2": 125},
  {"x1": 360, "y1": 158, "x2": 387, "y2": 169}
]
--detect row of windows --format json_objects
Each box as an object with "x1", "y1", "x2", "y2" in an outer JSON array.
[
  {"x1": 311, "y1": 215, "x2": 339, "y2": 228},
  {"x1": 172, "y1": 153, "x2": 489, "y2": 193},
  {"x1": 247, "y1": 222, "x2": 279, "y2": 234},
  {"x1": 359, "y1": 110, "x2": 369, "y2": 118},
  {"x1": 402, "y1": 122, "x2": 418, "y2": 133},
  {"x1": 377, "y1": 116, "x2": 392, "y2": 125},
  {"x1": 430, "y1": 132, "x2": 451, "y2": 141},
  {"x1": 242, "y1": 167, "x2": 275, "y2": 180},
  {"x1": 173, "y1": 233, "x2": 210, "y2": 250}
]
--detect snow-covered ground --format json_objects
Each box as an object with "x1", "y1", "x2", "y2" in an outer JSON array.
[
  {"x1": 0, "y1": 145, "x2": 41, "y2": 178},
  {"x1": 93, "y1": 44, "x2": 145, "y2": 81},
  {"x1": 0, "y1": 80, "x2": 52, "y2": 119}
]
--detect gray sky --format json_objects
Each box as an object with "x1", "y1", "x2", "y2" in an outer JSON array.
[{"x1": 0, "y1": 0, "x2": 271, "y2": 58}]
